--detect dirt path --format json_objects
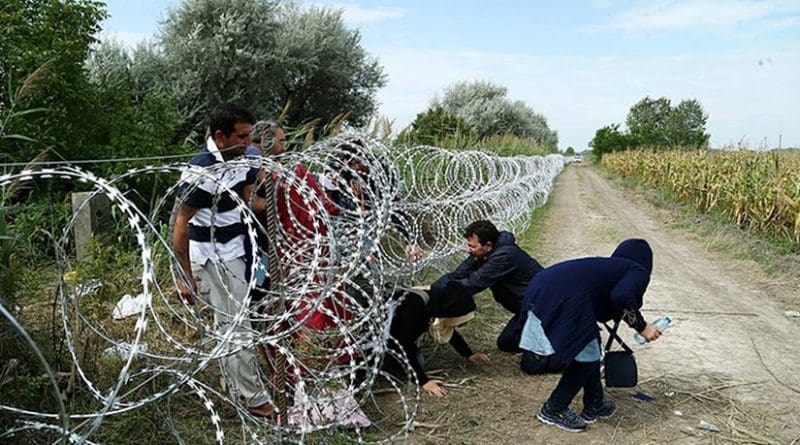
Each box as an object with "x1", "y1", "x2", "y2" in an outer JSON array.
[{"x1": 402, "y1": 164, "x2": 800, "y2": 444}]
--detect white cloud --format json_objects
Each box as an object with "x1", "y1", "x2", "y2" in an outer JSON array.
[
  {"x1": 371, "y1": 46, "x2": 800, "y2": 150},
  {"x1": 314, "y1": 3, "x2": 406, "y2": 25},
  {"x1": 594, "y1": 0, "x2": 800, "y2": 35}
]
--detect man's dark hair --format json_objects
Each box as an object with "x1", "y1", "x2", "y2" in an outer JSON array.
[
  {"x1": 209, "y1": 102, "x2": 255, "y2": 137},
  {"x1": 463, "y1": 220, "x2": 500, "y2": 246}
]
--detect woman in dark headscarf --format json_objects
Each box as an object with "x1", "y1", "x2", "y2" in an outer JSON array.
[
  {"x1": 386, "y1": 276, "x2": 490, "y2": 398},
  {"x1": 519, "y1": 239, "x2": 663, "y2": 432}
]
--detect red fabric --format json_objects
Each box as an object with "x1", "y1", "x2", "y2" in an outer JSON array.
[
  {"x1": 275, "y1": 164, "x2": 339, "y2": 241},
  {"x1": 274, "y1": 164, "x2": 351, "y2": 336}
]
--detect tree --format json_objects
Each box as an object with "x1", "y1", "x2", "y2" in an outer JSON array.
[
  {"x1": 625, "y1": 96, "x2": 709, "y2": 149},
  {"x1": 143, "y1": 0, "x2": 385, "y2": 139},
  {"x1": 508, "y1": 100, "x2": 559, "y2": 149},
  {"x1": 433, "y1": 80, "x2": 558, "y2": 151},
  {"x1": 0, "y1": 0, "x2": 107, "y2": 161},
  {"x1": 153, "y1": 0, "x2": 283, "y2": 136},
  {"x1": 625, "y1": 97, "x2": 672, "y2": 148},
  {"x1": 668, "y1": 99, "x2": 709, "y2": 148},
  {"x1": 564, "y1": 146, "x2": 575, "y2": 156},
  {"x1": 275, "y1": 5, "x2": 387, "y2": 127},
  {"x1": 404, "y1": 106, "x2": 474, "y2": 146},
  {"x1": 85, "y1": 41, "x2": 182, "y2": 165},
  {"x1": 589, "y1": 123, "x2": 638, "y2": 159}
]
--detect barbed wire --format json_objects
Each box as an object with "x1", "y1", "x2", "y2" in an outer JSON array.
[{"x1": 0, "y1": 131, "x2": 564, "y2": 444}]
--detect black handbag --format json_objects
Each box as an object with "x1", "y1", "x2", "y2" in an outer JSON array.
[{"x1": 602, "y1": 320, "x2": 638, "y2": 387}]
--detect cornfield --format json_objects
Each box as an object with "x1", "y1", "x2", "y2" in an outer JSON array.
[{"x1": 602, "y1": 149, "x2": 800, "y2": 248}]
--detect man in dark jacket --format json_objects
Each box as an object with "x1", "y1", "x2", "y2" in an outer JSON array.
[
  {"x1": 520, "y1": 239, "x2": 663, "y2": 432},
  {"x1": 451, "y1": 220, "x2": 543, "y2": 313},
  {"x1": 440, "y1": 220, "x2": 544, "y2": 351}
]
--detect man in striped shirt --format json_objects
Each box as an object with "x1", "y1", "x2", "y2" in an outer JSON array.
[{"x1": 172, "y1": 102, "x2": 273, "y2": 417}]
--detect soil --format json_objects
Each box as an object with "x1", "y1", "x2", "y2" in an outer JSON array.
[{"x1": 399, "y1": 164, "x2": 800, "y2": 444}]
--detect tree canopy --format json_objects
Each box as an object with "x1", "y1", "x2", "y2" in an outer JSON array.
[
  {"x1": 405, "y1": 80, "x2": 559, "y2": 154},
  {"x1": 626, "y1": 97, "x2": 709, "y2": 148},
  {"x1": 404, "y1": 106, "x2": 474, "y2": 146},
  {"x1": 590, "y1": 96, "x2": 710, "y2": 159},
  {"x1": 0, "y1": 0, "x2": 107, "y2": 161},
  {"x1": 133, "y1": 0, "x2": 386, "y2": 138},
  {"x1": 589, "y1": 123, "x2": 639, "y2": 158},
  {"x1": 435, "y1": 80, "x2": 558, "y2": 150},
  {"x1": 2, "y1": 0, "x2": 387, "y2": 167}
]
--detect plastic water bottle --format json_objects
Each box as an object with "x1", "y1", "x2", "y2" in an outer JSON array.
[{"x1": 634, "y1": 316, "x2": 672, "y2": 345}]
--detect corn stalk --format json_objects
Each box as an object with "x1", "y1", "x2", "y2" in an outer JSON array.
[{"x1": 603, "y1": 149, "x2": 800, "y2": 247}]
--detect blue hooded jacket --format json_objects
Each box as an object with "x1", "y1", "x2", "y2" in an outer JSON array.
[{"x1": 521, "y1": 239, "x2": 652, "y2": 364}]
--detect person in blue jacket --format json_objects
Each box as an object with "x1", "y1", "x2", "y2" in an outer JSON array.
[{"x1": 521, "y1": 239, "x2": 663, "y2": 432}]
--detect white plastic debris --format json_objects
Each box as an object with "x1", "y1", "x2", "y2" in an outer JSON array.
[
  {"x1": 665, "y1": 391, "x2": 675, "y2": 397},
  {"x1": 74, "y1": 280, "x2": 103, "y2": 299},
  {"x1": 103, "y1": 342, "x2": 148, "y2": 359},
  {"x1": 697, "y1": 420, "x2": 720, "y2": 432},
  {"x1": 112, "y1": 293, "x2": 147, "y2": 320},
  {"x1": 288, "y1": 387, "x2": 371, "y2": 429},
  {"x1": 674, "y1": 410, "x2": 683, "y2": 416},
  {"x1": 785, "y1": 310, "x2": 800, "y2": 318}
]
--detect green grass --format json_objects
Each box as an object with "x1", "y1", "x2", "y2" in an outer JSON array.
[{"x1": 515, "y1": 185, "x2": 555, "y2": 255}]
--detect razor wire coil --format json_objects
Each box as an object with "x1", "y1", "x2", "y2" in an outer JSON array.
[{"x1": 0, "y1": 132, "x2": 564, "y2": 444}]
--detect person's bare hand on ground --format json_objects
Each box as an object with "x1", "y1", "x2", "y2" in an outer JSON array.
[
  {"x1": 247, "y1": 402, "x2": 274, "y2": 418},
  {"x1": 422, "y1": 380, "x2": 447, "y2": 397},
  {"x1": 468, "y1": 352, "x2": 491, "y2": 363}
]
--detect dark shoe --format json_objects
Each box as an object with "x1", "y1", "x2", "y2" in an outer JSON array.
[
  {"x1": 580, "y1": 398, "x2": 616, "y2": 423},
  {"x1": 537, "y1": 404, "x2": 587, "y2": 432}
]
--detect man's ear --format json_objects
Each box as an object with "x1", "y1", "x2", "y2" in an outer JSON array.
[
  {"x1": 213, "y1": 130, "x2": 226, "y2": 147},
  {"x1": 485, "y1": 242, "x2": 493, "y2": 251}
]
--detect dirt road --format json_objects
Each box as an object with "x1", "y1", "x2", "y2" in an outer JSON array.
[{"x1": 403, "y1": 164, "x2": 800, "y2": 444}]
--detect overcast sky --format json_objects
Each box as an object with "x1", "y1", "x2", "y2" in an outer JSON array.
[{"x1": 102, "y1": 0, "x2": 799, "y2": 150}]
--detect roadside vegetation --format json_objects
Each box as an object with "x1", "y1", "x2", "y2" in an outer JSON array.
[
  {"x1": 603, "y1": 149, "x2": 800, "y2": 253},
  {"x1": 399, "y1": 80, "x2": 558, "y2": 157},
  {"x1": 589, "y1": 96, "x2": 711, "y2": 160}
]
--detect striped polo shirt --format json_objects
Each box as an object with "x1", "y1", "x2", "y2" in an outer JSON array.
[{"x1": 178, "y1": 138, "x2": 258, "y2": 265}]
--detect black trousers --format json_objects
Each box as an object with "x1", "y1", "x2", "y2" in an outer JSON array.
[
  {"x1": 498, "y1": 312, "x2": 568, "y2": 374},
  {"x1": 496, "y1": 312, "x2": 526, "y2": 353},
  {"x1": 520, "y1": 351, "x2": 566, "y2": 375},
  {"x1": 545, "y1": 360, "x2": 604, "y2": 412}
]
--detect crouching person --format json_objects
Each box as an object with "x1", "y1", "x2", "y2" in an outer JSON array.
[
  {"x1": 521, "y1": 239, "x2": 663, "y2": 432},
  {"x1": 386, "y1": 279, "x2": 489, "y2": 397}
]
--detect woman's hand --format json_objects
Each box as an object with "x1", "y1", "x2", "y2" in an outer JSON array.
[
  {"x1": 404, "y1": 244, "x2": 423, "y2": 262},
  {"x1": 422, "y1": 380, "x2": 447, "y2": 397},
  {"x1": 639, "y1": 322, "x2": 663, "y2": 342},
  {"x1": 468, "y1": 352, "x2": 491, "y2": 363}
]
